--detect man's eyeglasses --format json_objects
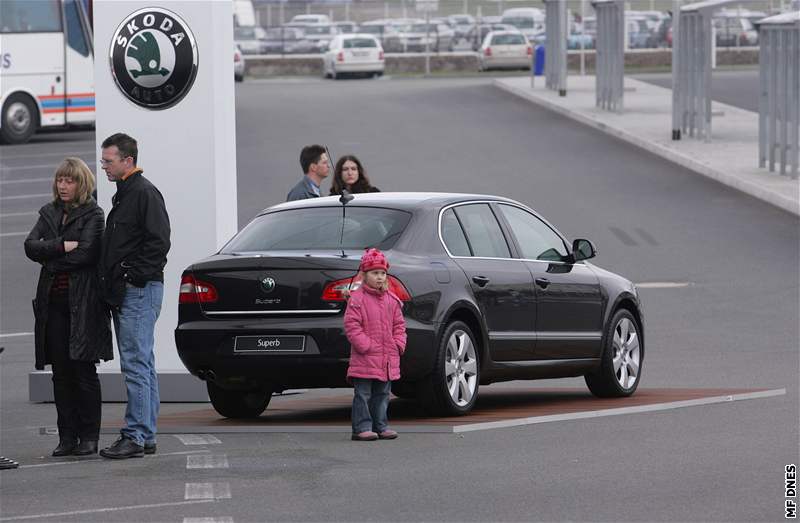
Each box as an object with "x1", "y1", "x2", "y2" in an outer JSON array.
[{"x1": 99, "y1": 157, "x2": 130, "y2": 166}]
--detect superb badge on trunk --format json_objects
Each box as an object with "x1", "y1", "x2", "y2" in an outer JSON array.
[{"x1": 109, "y1": 7, "x2": 198, "y2": 110}]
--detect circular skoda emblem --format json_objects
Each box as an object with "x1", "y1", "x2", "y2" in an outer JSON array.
[
  {"x1": 109, "y1": 7, "x2": 198, "y2": 110},
  {"x1": 260, "y1": 277, "x2": 276, "y2": 294}
]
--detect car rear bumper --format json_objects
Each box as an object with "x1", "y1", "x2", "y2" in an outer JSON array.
[
  {"x1": 336, "y1": 61, "x2": 385, "y2": 73},
  {"x1": 482, "y1": 56, "x2": 530, "y2": 69},
  {"x1": 175, "y1": 314, "x2": 435, "y2": 390}
]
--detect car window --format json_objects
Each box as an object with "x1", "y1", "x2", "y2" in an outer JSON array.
[
  {"x1": 452, "y1": 204, "x2": 510, "y2": 258},
  {"x1": 441, "y1": 209, "x2": 471, "y2": 256},
  {"x1": 492, "y1": 34, "x2": 525, "y2": 45},
  {"x1": 498, "y1": 204, "x2": 568, "y2": 262},
  {"x1": 235, "y1": 27, "x2": 255, "y2": 39},
  {"x1": 344, "y1": 38, "x2": 377, "y2": 49},
  {"x1": 221, "y1": 207, "x2": 411, "y2": 253}
]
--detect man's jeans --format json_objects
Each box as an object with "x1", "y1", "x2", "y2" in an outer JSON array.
[
  {"x1": 113, "y1": 281, "x2": 163, "y2": 446},
  {"x1": 351, "y1": 378, "x2": 391, "y2": 434}
]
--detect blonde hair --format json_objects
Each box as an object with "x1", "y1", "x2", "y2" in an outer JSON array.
[{"x1": 52, "y1": 157, "x2": 95, "y2": 208}]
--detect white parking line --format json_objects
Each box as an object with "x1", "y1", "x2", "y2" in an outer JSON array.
[
  {"x1": 175, "y1": 434, "x2": 222, "y2": 445},
  {"x1": 452, "y1": 389, "x2": 787, "y2": 433},
  {"x1": 186, "y1": 454, "x2": 229, "y2": 469},
  {"x1": 0, "y1": 212, "x2": 38, "y2": 218},
  {"x1": 0, "y1": 232, "x2": 29, "y2": 238},
  {"x1": 0, "y1": 149, "x2": 94, "y2": 161},
  {"x1": 0, "y1": 332, "x2": 34, "y2": 338},
  {"x1": 636, "y1": 282, "x2": 694, "y2": 289},
  {"x1": 0, "y1": 165, "x2": 67, "y2": 172},
  {"x1": 17, "y1": 450, "x2": 211, "y2": 469},
  {"x1": 0, "y1": 193, "x2": 50, "y2": 201},
  {"x1": 0, "y1": 500, "x2": 214, "y2": 521},
  {"x1": 185, "y1": 482, "x2": 232, "y2": 500},
  {"x1": 0, "y1": 178, "x2": 52, "y2": 185},
  {"x1": 184, "y1": 518, "x2": 234, "y2": 523}
]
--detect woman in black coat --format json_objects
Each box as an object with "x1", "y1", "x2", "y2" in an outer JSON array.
[
  {"x1": 24, "y1": 158, "x2": 112, "y2": 457},
  {"x1": 329, "y1": 155, "x2": 380, "y2": 195}
]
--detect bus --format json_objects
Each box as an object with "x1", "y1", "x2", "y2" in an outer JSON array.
[{"x1": 0, "y1": 0, "x2": 94, "y2": 144}]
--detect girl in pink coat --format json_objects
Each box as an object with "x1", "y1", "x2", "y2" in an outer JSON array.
[{"x1": 344, "y1": 248, "x2": 407, "y2": 441}]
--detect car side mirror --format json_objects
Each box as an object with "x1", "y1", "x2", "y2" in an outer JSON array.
[{"x1": 572, "y1": 238, "x2": 596, "y2": 261}]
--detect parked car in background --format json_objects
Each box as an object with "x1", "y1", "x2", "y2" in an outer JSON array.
[
  {"x1": 289, "y1": 13, "x2": 331, "y2": 25},
  {"x1": 301, "y1": 23, "x2": 340, "y2": 53},
  {"x1": 175, "y1": 193, "x2": 645, "y2": 418},
  {"x1": 501, "y1": 7, "x2": 546, "y2": 43},
  {"x1": 359, "y1": 20, "x2": 403, "y2": 53},
  {"x1": 713, "y1": 12, "x2": 759, "y2": 46},
  {"x1": 262, "y1": 27, "x2": 306, "y2": 54},
  {"x1": 466, "y1": 23, "x2": 518, "y2": 51},
  {"x1": 649, "y1": 15, "x2": 672, "y2": 47},
  {"x1": 567, "y1": 21, "x2": 594, "y2": 49},
  {"x1": 397, "y1": 22, "x2": 455, "y2": 52},
  {"x1": 479, "y1": 31, "x2": 532, "y2": 71},
  {"x1": 323, "y1": 34, "x2": 384, "y2": 79},
  {"x1": 448, "y1": 13, "x2": 476, "y2": 41},
  {"x1": 626, "y1": 17, "x2": 652, "y2": 48},
  {"x1": 234, "y1": 25, "x2": 269, "y2": 54},
  {"x1": 334, "y1": 21, "x2": 357, "y2": 34},
  {"x1": 234, "y1": 45, "x2": 244, "y2": 82}
]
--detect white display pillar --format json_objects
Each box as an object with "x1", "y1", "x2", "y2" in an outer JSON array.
[{"x1": 29, "y1": 0, "x2": 238, "y2": 402}]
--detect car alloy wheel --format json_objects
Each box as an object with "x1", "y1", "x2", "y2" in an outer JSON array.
[
  {"x1": 422, "y1": 321, "x2": 480, "y2": 415},
  {"x1": 585, "y1": 309, "x2": 643, "y2": 397}
]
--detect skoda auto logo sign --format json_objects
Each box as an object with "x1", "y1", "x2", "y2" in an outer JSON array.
[
  {"x1": 109, "y1": 7, "x2": 198, "y2": 110},
  {"x1": 260, "y1": 277, "x2": 276, "y2": 294}
]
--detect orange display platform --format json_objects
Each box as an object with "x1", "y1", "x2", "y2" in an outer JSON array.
[{"x1": 99, "y1": 387, "x2": 784, "y2": 434}]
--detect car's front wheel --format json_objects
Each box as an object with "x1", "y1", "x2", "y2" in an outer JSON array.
[
  {"x1": 421, "y1": 321, "x2": 480, "y2": 416},
  {"x1": 585, "y1": 309, "x2": 643, "y2": 397},
  {"x1": 207, "y1": 381, "x2": 271, "y2": 418}
]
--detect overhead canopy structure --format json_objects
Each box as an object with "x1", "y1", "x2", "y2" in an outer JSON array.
[
  {"x1": 758, "y1": 11, "x2": 799, "y2": 178},
  {"x1": 592, "y1": 0, "x2": 625, "y2": 112},
  {"x1": 671, "y1": 0, "x2": 744, "y2": 141}
]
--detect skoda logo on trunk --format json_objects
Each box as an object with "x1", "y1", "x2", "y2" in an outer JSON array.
[
  {"x1": 109, "y1": 7, "x2": 198, "y2": 110},
  {"x1": 260, "y1": 277, "x2": 276, "y2": 294}
]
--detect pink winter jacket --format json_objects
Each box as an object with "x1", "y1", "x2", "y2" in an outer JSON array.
[{"x1": 344, "y1": 284, "x2": 407, "y2": 382}]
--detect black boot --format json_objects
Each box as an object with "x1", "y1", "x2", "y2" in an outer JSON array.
[
  {"x1": 73, "y1": 440, "x2": 98, "y2": 456},
  {"x1": 52, "y1": 439, "x2": 77, "y2": 457}
]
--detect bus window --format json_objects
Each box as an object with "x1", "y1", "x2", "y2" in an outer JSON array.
[
  {"x1": 0, "y1": 0, "x2": 62, "y2": 33},
  {"x1": 64, "y1": 0, "x2": 90, "y2": 57}
]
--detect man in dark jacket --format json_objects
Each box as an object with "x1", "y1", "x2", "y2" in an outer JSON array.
[
  {"x1": 286, "y1": 144, "x2": 330, "y2": 201},
  {"x1": 97, "y1": 133, "x2": 171, "y2": 460}
]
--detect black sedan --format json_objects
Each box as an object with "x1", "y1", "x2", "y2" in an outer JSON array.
[{"x1": 175, "y1": 193, "x2": 644, "y2": 418}]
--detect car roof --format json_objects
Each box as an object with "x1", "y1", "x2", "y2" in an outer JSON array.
[{"x1": 261, "y1": 192, "x2": 519, "y2": 215}]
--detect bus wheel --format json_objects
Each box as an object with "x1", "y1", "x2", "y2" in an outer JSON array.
[{"x1": 1, "y1": 93, "x2": 38, "y2": 145}]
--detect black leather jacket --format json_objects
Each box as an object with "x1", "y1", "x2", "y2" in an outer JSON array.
[
  {"x1": 24, "y1": 200, "x2": 113, "y2": 370},
  {"x1": 100, "y1": 170, "x2": 171, "y2": 309}
]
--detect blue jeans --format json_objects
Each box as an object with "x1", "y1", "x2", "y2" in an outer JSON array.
[
  {"x1": 113, "y1": 281, "x2": 163, "y2": 446},
  {"x1": 351, "y1": 378, "x2": 391, "y2": 434}
]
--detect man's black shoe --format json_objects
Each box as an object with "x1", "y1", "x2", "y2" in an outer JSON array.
[
  {"x1": 73, "y1": 440, "x2": 98, "y2": 456},
  {"x1": 52, "y1": 440, "x2": 77, "y2": 457},
  {"x1": 144, "y1": 442, "x2": 156, "y2": 455},
  {"x1": 99, "y1": 437, "x2": 144, "y2": 459}
]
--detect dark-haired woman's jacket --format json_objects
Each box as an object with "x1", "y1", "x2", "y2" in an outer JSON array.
[{"x1": 24, "y1": 200, "x2": 113, "y2": 370}]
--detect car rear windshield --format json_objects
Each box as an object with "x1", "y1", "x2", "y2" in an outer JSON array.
[
  {"x1": 344, "y1": 38, "x2": 377, "y2": 48},
  {"x1": 492, "y1": 34, "x2": 526, "y2": 45},
  {"x1": 221, "y1": 207, "x2": 412, "y2": 253}
]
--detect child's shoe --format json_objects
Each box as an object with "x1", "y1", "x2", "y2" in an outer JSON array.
[
  {"x1": 351, "y1": 431, "x2": 378, "y2": 441},
  {"x1": 378, "y1": 429, "x2": 398, "y2": 440}
]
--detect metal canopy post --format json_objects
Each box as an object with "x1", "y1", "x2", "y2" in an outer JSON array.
[
  {"x1": 673, "y1": 0, "x2": 743, "y2": 142},
  {"x1": 593, "y1": 0, "x2": 625, "y2": 113},
  {"x1": 544, "y1": 0, "x2": 568, "y2": 96},
  {"x1": 758, "y1": 12, "x2": 800, "y2": 178}
]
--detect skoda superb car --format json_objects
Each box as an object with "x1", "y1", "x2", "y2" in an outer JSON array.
[{"x1": 175, "y1": 193, "x2": 644, "y2": 418}]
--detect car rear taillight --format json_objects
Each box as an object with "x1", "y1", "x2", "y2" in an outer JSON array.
[
  {"x1": 337, "y1": 51, "x2": 344, "y2": 62},
  {"x1": 179, "y1": 274, "x2": 218, "y2": 304},
  {"x1": 234, "y1": 52, "x2": 241, "y2": 63},
  {"x1": 322, "y1": 274, "x2": 412, "y2": 302},
  {"x1": 484, "y1": 47, "x2": 492, "y2": 57},
  {"x1": 379, "y1": 50, "x2": 384, "y2": 60},
  {"x1": 527, "y1": 46, "x2": 533, "y2": 56}
]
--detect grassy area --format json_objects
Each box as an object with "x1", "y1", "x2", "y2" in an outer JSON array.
[{"x1": 253, "y1": 0, "x2": 783, "y2": 25}]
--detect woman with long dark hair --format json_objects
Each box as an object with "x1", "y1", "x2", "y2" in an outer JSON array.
[
  {"x1": 24, "y1": 158, "x2": 112, "y2": 457},
  {"x1": 329, "y1": 155, "x2": 380, "y2": 195}
]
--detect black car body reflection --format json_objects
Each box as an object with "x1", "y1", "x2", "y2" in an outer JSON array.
[{"x1": 175, "y1": 193, "x2": 645, "y2": 417}]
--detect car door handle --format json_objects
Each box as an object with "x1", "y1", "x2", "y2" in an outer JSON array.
[
  {"x1": 535, "y1": 277, "x2": 550, "y2": 289},
  {"x1": 472, "y1": 275, "x2": 490, "y2": 287}
]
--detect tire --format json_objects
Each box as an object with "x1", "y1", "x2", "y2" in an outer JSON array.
[
  {"x1": 585, "y1": 309, "x2": 643, "y2": 397},
  {"x1": 373, "y1": 71, "x2": 383, "y2": 78},
  {"x1": 207, "y1": 381, "x2": 271, "y2": 419},
  {"x1": 234, "y1": 74, "x2": 244, "y2": 83},
  {"x1": 331, "y1": 66, "x2": 338, "y2": 80},
  {"x1": 420, "y1": 321, "x2": 480, "y2": 416},
  {"x1": 1, "y1": 93, "x2": 38, "y2": 145}
]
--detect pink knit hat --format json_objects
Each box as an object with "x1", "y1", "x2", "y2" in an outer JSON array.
[{"x1": 359, "y1": 248, "x2": 389, "y2": 272}]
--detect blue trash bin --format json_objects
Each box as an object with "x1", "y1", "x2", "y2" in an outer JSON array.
[{"x1": 534, "y1": 44, "x2": 545, "y2": 76}]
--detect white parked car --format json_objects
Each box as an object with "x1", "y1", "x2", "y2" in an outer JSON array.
[
  {"x1": 479, "y1": 31, "x2": 532, "y2": 71},
  {"x1": 323, "y1": 34, "x2": 385, "y2": 79},
  {"x1": 289, "y1": 14, "x2": 331, "y2": 25}
]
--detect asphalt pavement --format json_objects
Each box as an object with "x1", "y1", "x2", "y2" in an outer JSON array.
[{"x1": 0, "y1": 74, "x2": 797, "y2": 522}]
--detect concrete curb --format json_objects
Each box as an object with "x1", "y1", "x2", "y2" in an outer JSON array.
[{"x1": 494, "y1": 79, "x2": 800, "y2": 217}]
